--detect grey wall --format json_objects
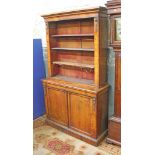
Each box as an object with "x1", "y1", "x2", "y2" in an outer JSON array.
[
  {"x1": 42, "y1": 47, "x2": 115, "y2": 117},
  {"x1": 107, "y1": 47, "x2": 115, "y2": 117}
]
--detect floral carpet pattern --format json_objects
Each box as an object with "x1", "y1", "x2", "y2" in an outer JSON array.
[
  {"x1": 46, "y1": 138, "x2": 74, "y2": 155},
  {"x1": 33, "y1": 117, "x2": 121, "y2": 155}
]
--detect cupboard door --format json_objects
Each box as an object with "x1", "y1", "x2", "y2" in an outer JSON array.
[
  {"x1": 68, "y1": 93, "x2": 96, "y2": 137},
  {"x1": 46, "y1": 87, "x2": 68, "y2": 126}
]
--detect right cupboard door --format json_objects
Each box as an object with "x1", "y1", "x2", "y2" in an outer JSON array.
[{"x1": 68, "y1": 93, "x2": 97, "y2": 138}]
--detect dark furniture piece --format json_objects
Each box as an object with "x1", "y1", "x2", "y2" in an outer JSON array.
[{"x1": 106, "y1": 0, "x2": 121, "y2": 146}]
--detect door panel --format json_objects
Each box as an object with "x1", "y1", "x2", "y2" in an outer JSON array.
[
  {"x1": 47, "y1": 87, "x2": 68, "y2": 126},
  {"x1": 68, "y1": 93, "x2": 96, "y2": 137}
]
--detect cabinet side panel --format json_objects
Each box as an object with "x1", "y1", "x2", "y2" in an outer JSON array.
[
  {"x1": 97, "y1": 89, "x2": 108, "y2": 136},
  {"x1": 94, "y1": 16, "x2": 100, "y2": 87},
  {"x1": 99, "y1": 16, "x2": 108, "y2": 87},
  {"x1": 45, "y1": 22, "x2": 52, "y2": 77},
  {"x1": 43, "y1": 84, "x2": 49, "y2": 115},
  {"x1": 49, "y1": 23, "x2": 57, "y2": 76}
]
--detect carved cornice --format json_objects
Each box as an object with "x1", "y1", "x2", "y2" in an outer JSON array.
[{"x1": 41, "y1": 7, "x2": 107, "y2": 20}]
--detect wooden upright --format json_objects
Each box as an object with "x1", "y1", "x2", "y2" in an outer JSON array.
[
  {"x1": 41, "y1": 7, "x2": 109, "y2": 146},
  {"x1": 106, "y1": 0, "x2": 121, "y2": 146}
]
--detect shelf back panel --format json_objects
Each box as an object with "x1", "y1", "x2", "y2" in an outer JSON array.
[
  {"x1": 56, "y1": 21, "x2": 80, "y2": 34},
  {"x1": 53, "y1": 65, "x2": 94, "y2": 80},
  {"x1": 53, "y1": 51, "x2": 94, "y2": 65},
  {"x1": 50, "y1": 18, "x2": 94, "y2": 35},
  {"x1": 55, "y1": 38, "x2": 94, "y2": 49},
  {"x1": 80, "y1": 20, "x2": 94, "y2": 34}
]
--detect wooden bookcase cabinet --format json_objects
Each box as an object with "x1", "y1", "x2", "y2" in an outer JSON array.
[{"x1": 42, "y1": 7, "x2": 109, "y2": 146}]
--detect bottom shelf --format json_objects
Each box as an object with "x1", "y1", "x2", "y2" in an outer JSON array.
[{"x1": 52, "y1": 75, "x2": 94, "y2": 85}]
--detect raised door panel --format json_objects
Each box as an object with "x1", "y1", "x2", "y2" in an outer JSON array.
[
  {"x1": 68, "y1": 93, "x2": 96, "y2": 137},
  {"x1": 46, "y1": 87, "x2": 68, "y2": 126}
]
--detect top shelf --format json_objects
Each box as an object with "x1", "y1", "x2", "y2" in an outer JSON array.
[{"x1": 51, "y1": 34, "x2": 94, "y2": 37}]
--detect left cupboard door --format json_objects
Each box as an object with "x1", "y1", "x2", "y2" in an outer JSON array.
[{"x1": 46, "y1": 87, "x2": 68, "y2": 126}]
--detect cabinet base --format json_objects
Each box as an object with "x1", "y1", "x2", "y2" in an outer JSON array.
[
  {"x1": 106, "y1": 116, "x2": 121, "y2": 146},
  {"x1": 46, "y1": 118, "x2": 107, "y2": 146}
]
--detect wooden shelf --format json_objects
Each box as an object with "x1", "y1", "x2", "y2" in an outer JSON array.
[
  {"x1": 52, "y1": 34, "x2": 94, "y2": 37},
  {"x1": 52, "y1": 75, "x2": 94, "y2": 85},
  {"x1": 53, "y1": 61, "x2": 94, "y2": 69},
  {"x1": 52, "y1": 47, "x2": 94, "y2": 51}
]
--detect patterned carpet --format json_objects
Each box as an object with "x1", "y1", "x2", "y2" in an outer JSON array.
[{"x1": 33, "y1": 116, "x2": 121, "y2": 155}]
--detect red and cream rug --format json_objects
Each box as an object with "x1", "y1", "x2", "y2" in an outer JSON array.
[{"x1": 33, "y1": 116, "x2": 121, "y2": 155}]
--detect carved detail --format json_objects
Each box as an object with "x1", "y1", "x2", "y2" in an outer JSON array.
[
  {"x1": 92, "y1": 98, "x2": 96, "y2": 112},
  {"x1": 45, "y1": 22, "x2": 49, "y2": 29}
]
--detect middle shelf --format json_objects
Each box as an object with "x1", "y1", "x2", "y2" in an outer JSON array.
[
  {"x1": 53, "y1": 61, "x2": 94, "y2": 69},
  {"x1": 52, "y1": 47, "x2": 94, "y2": 52}
]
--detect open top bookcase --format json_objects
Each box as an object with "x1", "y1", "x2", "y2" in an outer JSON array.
[
  {"x1": 42, "y1": 7, "x2": 108, "y2": 88},
  {"x1": 41, "y1": 7, "x2": 109, "y2": 146}
]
